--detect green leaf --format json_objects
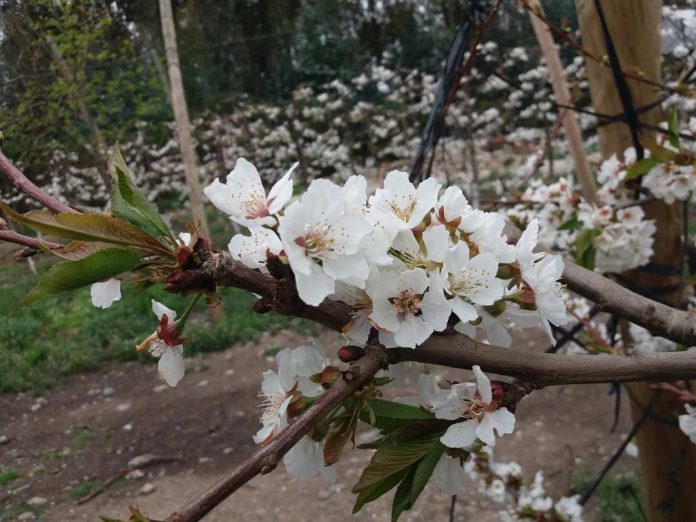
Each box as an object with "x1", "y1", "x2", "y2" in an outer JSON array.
[
  {"x1": 353, "y1": 434, "x2": 440, "y2": 492},
  {"x1": 46, "y1": 241, "x2": 113, "y2": 261},
  {"x1": 573, "y1": 228, "x2": 598, "y2": 270},
  {"x1": 1, "y1": 203, "x2": 168, "y2": 255},
  {"x1": 391, "y1": 466, "x2": 416, "y2": 522},
  {"x1": 109, "y1": 145, "x2": 173, "y2": 244},
  {"x1": 624, "y1": 156, "x2": 661, "y2": 181},
  {"x1": 558, "y1": 214, "x2": 581, "y2": 231},
  {"x1": 21, "y1": 248, "x2": 140, "y2": 305},
  {"x1": 409, "y1": 443, "x2": 445, "y2": 505},
  {"x1": 360, "y1": 399, "x2": 435, "y2": 433},
  {"x1": 352, "y1": 466, "x2": 411, "y2": 514}
]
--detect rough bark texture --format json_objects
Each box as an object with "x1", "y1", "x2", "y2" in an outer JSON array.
[{"x1": 575, "y1": 1, "x2": 696, "y2": 519}]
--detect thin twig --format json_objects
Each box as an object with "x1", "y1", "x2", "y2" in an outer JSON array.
[
  {"x1": 0, "y1": 229, "x2": 62, "y2": 250},
  {"x1": 0, "y1": 148, "x2": 75, "y2": 213},
  {"x1": 166, "y1": 346, "x2": 387, "y2": 522}
]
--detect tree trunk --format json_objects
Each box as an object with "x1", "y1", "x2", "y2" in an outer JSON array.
[
  {"x1": 575, "y1": 1, "x2": 696, "y2": 520},
  {"x1": 158, "y1": 0, "x2": 210, "y2": 239}
]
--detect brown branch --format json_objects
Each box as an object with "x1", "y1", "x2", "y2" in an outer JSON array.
[
  {"x1": 0, "y1": 229, "x2": 62, "y2": 250},
  {"x1": 388, "y1": 332, "x2": 696, "y2": 386},
  {"x1": 166, "y1": 346, "x2": 387, "y2": 522},
  {"x1": 0, "y1": 147, "x2": 75, "y2": 214},
  {"x1": 562, "y1": 262, "x2": 696, "y2": 347}
]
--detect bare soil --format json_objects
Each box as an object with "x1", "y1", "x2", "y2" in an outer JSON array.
[{"x1": 1, "y1": 328, "x2": 638, "y2": 521}]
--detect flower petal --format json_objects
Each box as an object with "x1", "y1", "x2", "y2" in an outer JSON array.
[{"x1": 440, "y1": 419, "x2": 479, "y2": 449}]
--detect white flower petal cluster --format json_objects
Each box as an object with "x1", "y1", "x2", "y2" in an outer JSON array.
[
  {"x1": 643, "y1": 163, "x2": 696, "y2": 204},
  {"x1": 254, "y1": 344, "x2": 329, "y2": 445},
  {"x1": 414, "y1": 366, "x2": 515, "y2": 449},
  {"x1": 149, "y1": 300, "x2": 186, "y2": 387},
  {"x1": 209, "y1": 161, "x2": 568, "y2": 349}
]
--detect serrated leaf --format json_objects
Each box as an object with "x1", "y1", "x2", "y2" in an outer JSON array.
[
  {"x1": 624, "y1": 156, "x2": 661, "y2": 181},
  {"x1": 109, "y1": 145, "x2": 173, "y2": 244},
  {"x1": 1, "y1": 203, "x2": 168, "y2": 254},
  {"x1": 360, "y1": 399, "x2": 435, "y2": 433},
  {"x1": 409, "y1": 443, "x2": 445, "y2": 505},
  {"x1": 47, "y1": 241, "x2": 114, "y2": 261},
  {"x1": 352, "y1": 466, "x2": 411, "y2": 514},
  {"x1": 391, "y1": 465, "x2": 416, "y2": 522},
  {"x1": 21, "y1": 248, "x2": 141, "y2": 305},
  {"x1": 353, "y1": 434, "x2": 440, "y2": 492}
]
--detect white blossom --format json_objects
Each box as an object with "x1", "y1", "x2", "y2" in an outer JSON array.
[{"x1": 90, "y1": 279, "x2": 121, "y2": 309}]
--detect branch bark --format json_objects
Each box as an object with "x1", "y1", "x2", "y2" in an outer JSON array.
[
  {"x1": 166, "y1": 346, "x2": 387, "y2": 522},
  {"x1": 562, "y1": 262, "x2": 696, "y2": 346},
  {"x1": 389, "y1": 332, "x2": 696, "y2": 386},
  {"x1": 0, "y1": 148, "x2": 75, "y2": 214}
]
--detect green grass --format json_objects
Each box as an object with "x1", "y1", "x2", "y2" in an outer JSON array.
[
  {"x1": 0, "y1": 259, "x2": 316, "y2": 393},
  {"x1": 571, "y1": 468, "x2": 644, "y2": 521},
  {"x1": 61, "y1": 479, "x2": 100, "y2": 501},
  {"x1": 0, "y1": 468, "x2": 20, "y2": 486},
  {"x1": 0, "y1": 501, "x2": 41, "y2": 522}
]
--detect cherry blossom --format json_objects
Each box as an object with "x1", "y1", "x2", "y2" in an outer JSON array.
[
  {"x1": 417, "y1": 367, "x2": 515, "y2": 448},
  {"x1": 203, "y1": 158, "x2": 298, "y2": 228},
  {"x1": 678, "y1": 404, "x2": 696, "y2": 444},
  {"x1": 278, "y1": 179, "x2": 371, "y2": 306},
  {"x1": 148, "y1": 300, "x2": 186, "y2": 387}
]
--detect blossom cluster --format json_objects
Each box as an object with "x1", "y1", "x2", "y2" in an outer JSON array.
[
  {"x1": 206, "y1": 159, "x2": 568, "y2": 349},
  {"x1": 507, "y1": 162, "x2": 656, "y2": 275},
  {"x1": 466, "y1": 449, "x2": 583, "y2": 522}
]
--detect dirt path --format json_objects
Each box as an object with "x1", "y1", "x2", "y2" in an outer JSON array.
[{"x1": 1, "y1": 329, "x2": 637, "y2": 521}]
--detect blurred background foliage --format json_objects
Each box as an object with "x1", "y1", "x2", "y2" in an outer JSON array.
[{"x1": 0, "y1": 0, "x2": 578, "y2": 191}]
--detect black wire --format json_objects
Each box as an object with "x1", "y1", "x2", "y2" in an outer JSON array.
[
  {"x1": 579, "y1": 390, "x2": 662, "y2": 505},
  {"x1": 593, "y1": 0, "x2": 644, "y2": 160}
]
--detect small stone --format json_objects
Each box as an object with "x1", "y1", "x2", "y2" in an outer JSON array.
[
  {"x1": 198, "y1": 456, "x2": 212, "y2": 464},
  {"x1": 115, "y1": 403, "x2": 130, "y2": 412},
  {"x1": 317, "y1": 489, "x2": 331, "y2": 501},
  {"x1": 27, "y1": 496, "x2": 47, "y2": 506},
  {"x1": 224, "y1": 369, "x2": 235, "y2": 376},
  {"x1": 17, "y1": 512, "x2": 34, "y2": 521},
  {"x1": 102, "y1": 387, "x2": 114, "y2": 396},
  {"x1": 139, "y1": 483, "x2": 156, "y2": 495},
  {"x1": 123, "y1": 423, "x2": 133, "y2": 431},
  {"x1": 153, "y1": 385, "x2": 168, "y2": 393},
  {"x1": 223, "y1": 447, "x2": 233, "y2": 455},
  {"x1": 126, "y1": 469, "x2": 145, "y2": 480},
  {"x1": 30, "y1": 403, "x2": 42, "y2": 412},
  {"x1": 0, "y1": 435, "x2": 10, "y2": 445},
  {"x1": 197, "y1": 379, "x2": 209, "y2": 387}
]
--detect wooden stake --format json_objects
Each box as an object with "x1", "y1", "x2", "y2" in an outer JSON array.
[
  {"x1": 527, "y1": 0, "x2": 598, "y2": 204},
  {"x1": 158, "y1": 0, "x2": 210, "y2": 239}
]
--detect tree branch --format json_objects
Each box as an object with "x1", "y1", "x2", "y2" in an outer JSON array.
[
  {"x1": 0, "y1": 147, "x2": 75, "y2": 214},
  {"x1": 389, "y1": 332, "x2": 696, "y2": 386},
  {"x1": 165, "y1": 346, "x2": 387, "y2": 522},
  {"x1": 0, "y1": 229, "x2": 62, "y2": 250},
  {"x1": 562, "y1": 262, "x2": 696, "y2": 346}
]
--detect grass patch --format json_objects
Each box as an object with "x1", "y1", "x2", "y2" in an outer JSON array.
[
  {"x1": 0, "y1": 501, "x2": 41, "y2": 522},
  {"x1": 0, "y1": 258, "x2": 316, "y2": 393},
  {"x1": 0, "y1": 468, "x2": 20, "y2": 486},
  {"x1": 61, "y1": 479, "x2": 100, "y2": 501},
  {"x1": 571, "y1": 468, "x2": 644, "y2": 521}
]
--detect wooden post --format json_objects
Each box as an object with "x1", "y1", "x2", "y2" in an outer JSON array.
[
  {"x1": 575, "y1": 1, "x2": 696, "y2": 520},
  {"x1": 527, "y1": 0, "x2": 598, "y2": 204},
  {"x1": 159, "y1": 0, "x2": 222, "y2": 322},
  {"x1": 158, "y1": 0, "x2": 210, "y2": 239}
]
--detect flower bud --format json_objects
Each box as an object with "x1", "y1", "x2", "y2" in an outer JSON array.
[{"x1": 338, "y1": 345, "x2": 365, "y2": 363}]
